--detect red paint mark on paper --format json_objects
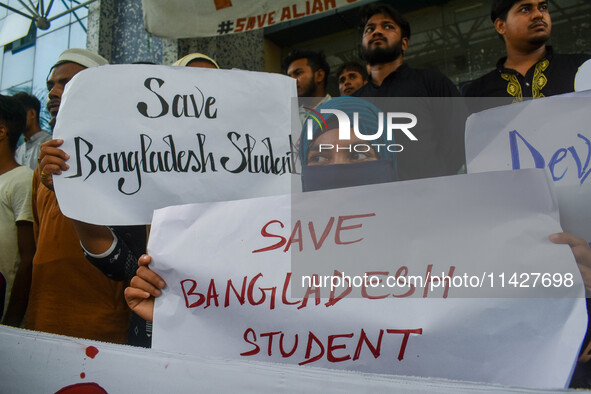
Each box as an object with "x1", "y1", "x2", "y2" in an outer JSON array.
[
  {"x1": 85, "y1": 346, "x2": 99, "y2": 359},
  {"x1": 80, "y1": 372, "x2": 86, "y2": 379},
  {"x1": 214, "y1": 0, "x2": 232, "y2": 10},
  {"x1": 55, "y1": 382, "x2": 107, "y2": 393}
]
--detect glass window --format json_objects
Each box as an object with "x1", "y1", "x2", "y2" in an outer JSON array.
[
  {"x1": 0, "y1": 80, "x2": 31, "y2": 95},
  {"x1": 70, "y1": 0, "x2": 88, "y2": 20},
  {"x1": 0, "y1": 45, "x2": 34, "y2": 90},
  {"x1": 69, "y1": 16, "x2": 87, "y2": 48},
  {"x1": 31, "y1": 25, "x2": 70, "y2": 95}
]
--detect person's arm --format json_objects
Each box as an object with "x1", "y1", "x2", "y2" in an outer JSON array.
[
  {"x1": 38, "y1": 139, "x2": 145, "y2": 280},
  {"x1": 79, "y1": 224, "x2": 148, "y2": 281},
  {"x1": 72, "y1": 219, "x2": 117, "y2": 254},
  {"x1": 2, "y1": 221, "x2": 35, "y2": 326},
  {"x1": 37, "y1": 139, "x2": 119, "y2": 255},
  {"x1": 124, "y1": 254, "x2": 166, "y2": 322}
]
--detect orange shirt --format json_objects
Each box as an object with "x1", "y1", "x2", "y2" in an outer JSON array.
[{"x1": 24, "y1": 169, "x2": 129, "y2": 343}]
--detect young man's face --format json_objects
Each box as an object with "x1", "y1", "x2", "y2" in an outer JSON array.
[
  {"x1": 46, "y1": 62, "x2": 86, "y2": 126},
  {"x1": 361, "y1": 13, "x2": 408, "y2": 65},
  {"x1": 496, "y1": 0, "x2": 551, "y2": 48},
  {"x1": 287, "y1": 58, "x2": 322, "y2": 97},
  {"x1": 338, "y1": 70, "x2": 366, "y2": 96}
]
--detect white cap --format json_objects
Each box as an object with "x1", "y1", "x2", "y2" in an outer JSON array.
[
  {"x1": 172, "y1": 52, "x2": 220, "y2": 69},
  {"x1": 53, "y1": 48, "x2": 109, "y2": 69}
]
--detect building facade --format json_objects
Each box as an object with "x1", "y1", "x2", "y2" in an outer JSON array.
[{"x1": 0, "y1": 0, "x2": 590, "y2": 112}]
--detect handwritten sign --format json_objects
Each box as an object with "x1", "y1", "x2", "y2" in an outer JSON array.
[
  {"x1": 142, "y1": 0, "x2": 366, "y2": 38},
  {"x1": 2, "y1": 325, "x2": 569, "y2": 393},
  {"x1": 466, "y1": 92, "x2": 591, "y2": 240},
  {"x1": 52, "y1": 65, "x2": 296, "y2": 225},
  {"x1": 149, "y1": 170, "x2": 585, "y2": 389}
]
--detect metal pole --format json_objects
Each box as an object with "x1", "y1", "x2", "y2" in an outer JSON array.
[
  {"x1": 0, "y1": 2, "x2": 33, "y2": 19},
  {"x1": 15, "y1": 0, "x2": 38, "y2": 17},
  {"x1": 47, "y1": 0, "x2": 97, "y2": 21},
  {"x1": 43, "y1": 0, "x2": 54, "y2": 18}
]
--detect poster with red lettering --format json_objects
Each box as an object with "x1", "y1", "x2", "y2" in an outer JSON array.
[
  {"x1": 142, "y1": 0, "x2": 364, "y2": 38},
  {"x1": 466, "y1": 92, "x2": 591, "y2": 240},
  {"x1": 149, "y1": 169, "x2": 586, "y2": 389}
]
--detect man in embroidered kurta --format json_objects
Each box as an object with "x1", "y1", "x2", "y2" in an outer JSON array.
[
  {"x1": 463, "y1": 0, "x2": 590, "y2": 100},
  {"x1": 464, "y1": 1, "x2": 591, "y2": 388}
]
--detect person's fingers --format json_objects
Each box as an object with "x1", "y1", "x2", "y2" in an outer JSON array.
[
  {"x1": 39, "y1": 139, "x2": 67, "y2": 160},
  {"x1": 40, "y1": 138, "x2": 64, "y2": 150},
  {"x1": 136, "y1": 254, "x2": 166, "y2": 289},
  {"x1": 124, "y1": 286, "x2": 150, "y2": 304},
  {"x1": 550, "y1": 232, "x2": 591, "y2": 269},
  {"x1": 41, "y1": 145, "x2": 69, "y2": 159},
  {"x1": 124, "y1": 287, "x2": 154, "y2": 322},
  {"x1": 131, "y1": 272, "x2": 163, "y2": 296},
  {"x1": 40, "y1": 162, "x2": 66, "y2": 176},
  {"x1": 548, "y1": 232, "x2": 586, "y2": 248},
  {"x1": 136, "y1": 266, "x2": 166, "y2": 289},
  {"x1": 39, "y1": 145, "x2": 70, "y2": 173},
  {"x1": 138, "y1": 254, "x2": 152, "y2": 267}
]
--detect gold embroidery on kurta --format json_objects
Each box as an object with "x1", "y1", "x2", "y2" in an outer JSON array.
[
  {"x1": 501, "y1": 59, "x2": 549, "y2": 102},
  {"x1": 501, "y1": 73, "x2": 522, "y2": 103},
  {"x1": 532, "y1": 59, "x2": 549, "y2": 98}
]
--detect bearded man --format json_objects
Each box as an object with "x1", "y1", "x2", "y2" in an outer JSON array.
[
  {"x1": 353, "y1": 3, "x2": 465, "y2": 180},
  {"x1": 282, "y1": 50, "x2": 332, "y2": 125},
  {"x1": 354, "y1": 3, "x2": 460, "y2": 98}
]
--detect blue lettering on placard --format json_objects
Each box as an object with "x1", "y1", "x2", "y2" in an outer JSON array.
[{"x1": 508, "y1": 130, "x2": 591, "y2": 184}]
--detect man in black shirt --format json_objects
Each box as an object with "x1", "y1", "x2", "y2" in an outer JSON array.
[
  {"x1": 464, "y1": 0, "x2": 590, "y2": 100},
  {"x1": 354, "y1": 3, "x2": 460, "y2": 98},
  {"x1": 354, "y1": 3, "x2": 465, "y2": 180}
]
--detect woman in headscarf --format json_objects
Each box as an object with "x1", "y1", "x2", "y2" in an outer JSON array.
[{"x1": 124, "y1": 96, "x2": 401, "y2": 322}]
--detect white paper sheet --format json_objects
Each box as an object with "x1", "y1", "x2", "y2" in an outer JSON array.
[
  {"x1": 149, "y1": 169, "x2": 586, "y2": 389},
  {"x1": 52, "y1": 65, "x2": 296, "y2": 225},
  {"x1": 466, "y1": 92, "x2": 591, "y2": 240},
  {"x1": 2, "y1": 325, "x2": 573, "y2": 393}
]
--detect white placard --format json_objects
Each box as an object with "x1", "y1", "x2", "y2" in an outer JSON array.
[
  {"x1": 1, "y1": 325, "x2": 569, "y2": 393},
  {"x1": 53, "y1": 65, "x2": 296, "y2": 225},
  {"x1": 149, "y1": 169, "x2": 586, "y2": 389},
  {"x1": 142, "y1": 0, "x2": 369, "y2": 38},
  {"x1": 575, "y1": 59, "x2": 591, "y2": 92},
  {"x1": 466, "y1": 92, "x2": 591, "y2": 240}
]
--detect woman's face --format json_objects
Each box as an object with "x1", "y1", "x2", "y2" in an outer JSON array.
[{"x1": 306, "y1": 128, "x2": 378, "y2": 166}]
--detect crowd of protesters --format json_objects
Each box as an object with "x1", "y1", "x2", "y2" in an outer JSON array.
[{"x1": 1, "y1": 0, "x2": 590, "y2": 388}]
